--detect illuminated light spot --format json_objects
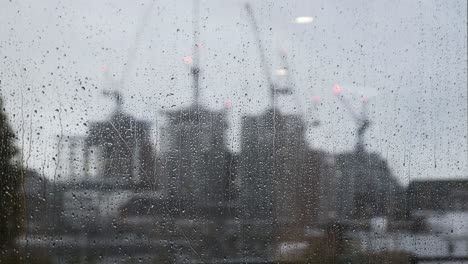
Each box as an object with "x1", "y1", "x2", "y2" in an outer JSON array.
[
  {"x1": 312, "y1": 95, "x2": 321, "y2": 105},
  {"x1": 224, "y1": 99, "x2": 232, "y2": 109},
  {"x1": 360, "y1": 96, "x2": 368, "y2": 103},
  {"x1": 332, "y1": 84, "x2": 342, "y2": 94},
  {"x1": 274, "y1": 69, "x2": 288, "y2": 76},
  {"x1": 294, "y1": 16, "x2": 314, "y2": 24},
  {"x1": 101, "y1": 64, "x2": 108, "y2": 72},
  {"x1": 183, "y1": 55, "x2": 193, "y2": 65}
]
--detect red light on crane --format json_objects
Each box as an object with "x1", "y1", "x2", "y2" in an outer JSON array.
[
  {"x1": 183, "y1": 55, "x2": 193, "y2": 65},
  {"x1": 332, "y1": 84, "x2": 342, "y2": 94},
  {"x1": 224, "y1": 99, "x2": 232, "y2": 109}
]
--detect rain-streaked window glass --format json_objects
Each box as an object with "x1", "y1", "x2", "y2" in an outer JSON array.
[{"x1": 1, "y1": 0, "x2": 467, "y2": 263}]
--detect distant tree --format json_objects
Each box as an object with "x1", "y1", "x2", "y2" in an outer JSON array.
[{"x1": 0, "y1": 96, "x2": 23, "y2": 261}]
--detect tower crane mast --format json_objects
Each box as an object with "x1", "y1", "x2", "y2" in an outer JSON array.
[
  {"x1": 334, "y1": 85, "x2": 370, "y2": 153},
  {"x1": 103, "y1": 1, "x2": 156, "y2": 108},
  {"x1": 190, "y1": 0, "x2": 201, "y2": 106},
  {"x1": 244, "y1": 3, "x2": 276, "y2": 106}
]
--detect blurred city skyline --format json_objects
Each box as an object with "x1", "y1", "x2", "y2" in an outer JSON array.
[{"x1": 0, "y1": 0, "x2": 467, "y2": 184}]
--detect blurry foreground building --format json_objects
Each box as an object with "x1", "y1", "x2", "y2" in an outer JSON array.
[
  {"x1": 83, "y1": 107, "x2": 156, "y2": 188},
  {"x1": 406, "y1": 179, "x2": 468, "y2": 213},
  {"x1": 160, "y1": 105, "x2": 233, "y2": 205},
  {"x1": 159, "y1": 104, "x2": 237, "y2": 260},
  {"x1": 334, "y1": 151, "x2": 403, "y2": 221},
  {"x1": 238, "y1": 109, "x2": 330, "y2": 259}
]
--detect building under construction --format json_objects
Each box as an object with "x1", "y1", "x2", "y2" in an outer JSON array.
[{"x1": 237, "y1": 108, "x2": 334, "y2": 259}]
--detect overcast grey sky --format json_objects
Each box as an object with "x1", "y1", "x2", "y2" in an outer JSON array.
[{"x1": 1, "y1": 0, "x2": 466, "y2": 184}]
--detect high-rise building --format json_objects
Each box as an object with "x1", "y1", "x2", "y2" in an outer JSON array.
[
  {"x1": 238, "y1": 109, "x2": 325, "y2": 258},
  {"x1": 334, "y1": 151, "x2": 402, "y2": 221},
  {"x1": 83, "y1": 109, "x2": 156, "y2": 188},
  {"x1": 160, "y1": 105, "x2": 232, "y2": 206},
  {"x1": 158, "y1": 105, "x2": 237, "y2": 260}
]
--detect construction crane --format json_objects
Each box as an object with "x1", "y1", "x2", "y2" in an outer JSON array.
[
  {"x1": 333, "y1": 84, "x2": 370, "y2": 153},
  {"x1": 103, "y1": 1, "x2": 156, "y2": 109},
  {"x1": 276, "y1": 49, "x2": 294, "y2": 96},
  {"x1": 190, "y1": 0, "x2": 201, "y2": 105},
  {"x1": 245, "y1": 3, "x2": 294, "y2": 108},
  {"x1": 245, "y1": 4, "x2": 322, "y2": 129},
  {"x1": 278, "y1": 49, "x2": 322, "y2": 127}
]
